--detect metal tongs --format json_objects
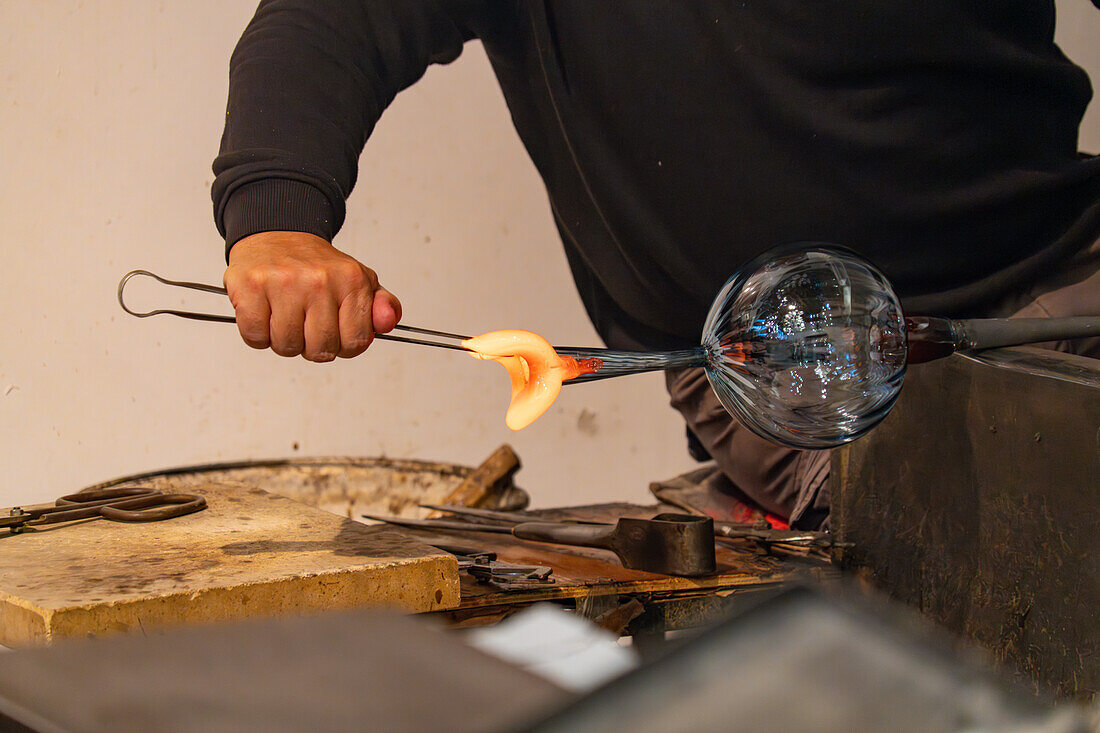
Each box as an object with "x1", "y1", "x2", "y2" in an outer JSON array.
[
  {"x1": 117, "y1": 270, "x2": 473, "y2": 351},
  {"x1": 2, "y1": 487, "x2": 207, "y2": 534}
]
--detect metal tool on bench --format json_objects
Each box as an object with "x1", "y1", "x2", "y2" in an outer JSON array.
[
  {"x1": 711, "y1": 523, "x2": 839, "y2": 547},
  {"x1": 420, "y1": 505, "x2": 606, "y2": 525},
  {"x1": 365, "y1": 507, "x2": 717, "y2": 577},
  {"x1": 2, "y1": 487, "x2": 207, "y2": 534},
  {"x1": 429, "y1": 542, "x2": 554, "y2": 590}
]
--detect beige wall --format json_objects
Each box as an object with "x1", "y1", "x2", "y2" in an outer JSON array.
[{"x1": 2, "y1": 1, "x2": 1099, "y2": 508}]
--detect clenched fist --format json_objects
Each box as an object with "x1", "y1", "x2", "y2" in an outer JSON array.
[{"x1": 224, "y1": 231, "x2": 402, "y2": 362}]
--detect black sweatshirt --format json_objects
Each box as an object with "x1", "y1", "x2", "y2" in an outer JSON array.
[{"x1": 213, "y1": 0, "x2": 1100, "y2": 351}]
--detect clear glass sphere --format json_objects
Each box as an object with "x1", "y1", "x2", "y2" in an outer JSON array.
[{"x1": 701, "y1": 244, "x2": 908, "y2": 449}]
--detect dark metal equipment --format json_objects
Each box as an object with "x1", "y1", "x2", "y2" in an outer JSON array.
[
  {"x1": 366, "y1": 508, "x2": 718, "y2": 577},
  {"x1": 2, "y1": 487, "x2": 206, "y2": 534},
  {"x1": 0, "y1": 584, "x2": 1082, "y2": 733},
  {"x1": 833, "y1": 347, "x2": 1100, "y2": 700},
  {"x1": 0, "y1": 609, "x2": 566, "y2": 733}
]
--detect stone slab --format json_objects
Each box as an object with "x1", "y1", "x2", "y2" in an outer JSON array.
[{"x1": 0, "y1": 483, "x2": 459, "y2": 645}]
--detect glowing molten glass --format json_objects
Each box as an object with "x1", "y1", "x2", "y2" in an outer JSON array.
[{"x1": 462, "y1": 330, "x2": 601, "y2": 430}]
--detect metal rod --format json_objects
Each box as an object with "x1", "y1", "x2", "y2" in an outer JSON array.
[
  {"x1": 419, "y1": 504, "x2": 609, "y2": 525},
  {"x1": 953, "y1": 317, "x2": 1100, "y2": 351},
  {"x1": 906, "y1": 315, "x2": 1100, "y2": 363},
  {"x1": 362, "y1": 514, "x2": 515, "y2": 534}
]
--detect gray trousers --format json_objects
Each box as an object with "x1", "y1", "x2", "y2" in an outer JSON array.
[{"x1": 665, "y1": 238, "x2": 1100, "y2": 529}]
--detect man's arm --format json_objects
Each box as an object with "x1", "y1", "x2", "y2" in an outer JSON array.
[{"x1": 212, "y1": 0, "x2": 488, "y2": 360}]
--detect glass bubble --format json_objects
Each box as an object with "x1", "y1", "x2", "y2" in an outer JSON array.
[{"x1": 700, "y1": 244, "x2": 907, "y2": 448}]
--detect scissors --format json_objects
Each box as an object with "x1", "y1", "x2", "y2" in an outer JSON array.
[{"x1": 1, "y1": 487, "x2": 207, "y2": 534}]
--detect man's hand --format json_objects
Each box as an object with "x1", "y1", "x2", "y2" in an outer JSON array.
[{"x1": 224, "y1": 231, "x2": 401, "y2": 362}]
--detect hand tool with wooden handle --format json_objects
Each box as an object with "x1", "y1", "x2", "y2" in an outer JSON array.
[{"x1": 425, "y1": 445, "x2": 521, "y2": 517}]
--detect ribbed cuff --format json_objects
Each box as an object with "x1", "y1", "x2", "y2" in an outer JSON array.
[{"x1": 221, "y1": 179, "x2": 337, "y2": 259}]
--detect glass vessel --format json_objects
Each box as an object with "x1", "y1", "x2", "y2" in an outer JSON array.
[
  {"x1": 560, "y1": 244, "x2": 908, "y2": 448},
  {"x1": 699, "y1": 244, "x2": 907, "y2": 448}
]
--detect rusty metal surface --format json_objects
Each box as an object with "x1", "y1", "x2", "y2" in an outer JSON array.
[
  {"x1": 833, "y1": 347, "x2": 1100, "y2": 700},
  {"x1": 419, "y1": 502, "x2": 834, "y2": 637}
]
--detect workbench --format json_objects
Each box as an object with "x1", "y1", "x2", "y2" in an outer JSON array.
[
  {"x1": 0, "y1": 448, "x2": 830, "y2": 648},
  {"x1": 0, "y1": 491, "x2": 834, "y2": 730}
]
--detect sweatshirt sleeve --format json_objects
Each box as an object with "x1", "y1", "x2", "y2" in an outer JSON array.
[{"x1": 211, "y1": 0, "x2": 489, "y2": 257}]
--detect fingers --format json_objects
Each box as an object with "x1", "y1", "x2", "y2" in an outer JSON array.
[
  {"x1": 304, "y1": 297, "x2": 341, "y2": 362},
  {"x1": 337, "y1": 287, "x2": 374, "y2": 358},
  {"x1": 228, "y1": 280, "x2": 272, "y2": 350},
  {"x1": 269, "y1": 298, "x2": 307, "y2": 357},
  {"x1": 336, "y1": 279, "x2": 402, "y2": 359},
  {"x1": 372, "y1": 287, "x2": 402, "y2": 334},
  {"x1": 224, "y1": 232, "x2": 399, "y2": 363}
]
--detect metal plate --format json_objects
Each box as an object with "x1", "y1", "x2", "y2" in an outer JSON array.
[{"x1": 833, "y1": 347, "x2": 1100, "y2": 700}]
